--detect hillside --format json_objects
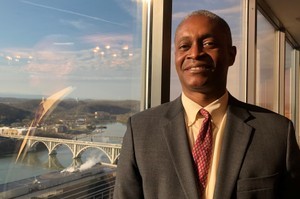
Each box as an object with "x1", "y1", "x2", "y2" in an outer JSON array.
[
  {"x1": 0, "y1": 97, "x2": 140, "y2": 126},
  {"x1": 0, "y1": 103, "x2": 32, "y2": 125},
  {"x1": 54, "y1": 99, "x2": 138, "y2": 115}
]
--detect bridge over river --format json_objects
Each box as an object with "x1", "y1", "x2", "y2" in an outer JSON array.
[{"x1": 0, "y1": 134, "x2": 122, "y2": 165}]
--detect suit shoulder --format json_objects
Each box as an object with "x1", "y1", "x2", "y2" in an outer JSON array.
[
  {"x1": 131, "y1": 97, "x2": 182, "y2": 120},
  {"x1": 230, "y1": 96, "x2": 291, "y2": 123}
]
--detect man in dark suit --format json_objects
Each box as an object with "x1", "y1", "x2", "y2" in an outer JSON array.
[{"x1": 114, "y1": 10, "x2": 300, "y2": 199}]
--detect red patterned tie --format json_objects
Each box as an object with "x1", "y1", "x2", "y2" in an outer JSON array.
[{"x1": 192, "y1": 108, "x2": 213, "y2": 194}]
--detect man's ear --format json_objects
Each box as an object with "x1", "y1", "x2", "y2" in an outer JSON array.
[{"x1": 228, "y1": 46, "x2": 237, "y2": 66}]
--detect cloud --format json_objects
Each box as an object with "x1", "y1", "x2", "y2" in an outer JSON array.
[
  {"x1": 212, "y1": 5, "x2": 241, "y2": 15},
  {"x1": 172, "y1": 11, "x2": 189, "y2": 21},
  {"x1": 0, "y1": 32, "x2": 142, "y2": 81},
  {"x1": 82, "y1": 34, "x2": 133, "y2": 47},
  {"x1": 59, "y1": 19, "x2": 91, "y2": 30},
  {"x1": 172, "y1": 4, "x2": 241, "y2": 21},
  {"x1": 53, "y1": 42, "x2": 74, "y2": 46},
  {"x1": 25, "y1": 51, "x2": 75, "y2": 76},
  {"x1": 21, "y1": 0, "x2": 126, "y2": 27},
  {"x1": 112, "y1": 0, "x2": 142, "y2": 20}
]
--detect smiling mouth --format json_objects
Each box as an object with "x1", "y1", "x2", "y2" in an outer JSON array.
[{"x1": 185, "y1": 65, "x2": 215, "y2": 73}]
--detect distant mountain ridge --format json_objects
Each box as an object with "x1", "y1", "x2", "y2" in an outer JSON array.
[
  {"x1": 0, "y1": 93, "x2": 43, "y2": 99},
  {"x1": 0, "y1": 103, "x2": 31, "y2": 125},
  {"x1": 0, "y1": 97, "x2": 140, "y2": 126}
]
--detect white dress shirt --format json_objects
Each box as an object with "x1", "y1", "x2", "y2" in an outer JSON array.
[{"x1": 181, "y1": 91, "x2": 229, "y2": 199}]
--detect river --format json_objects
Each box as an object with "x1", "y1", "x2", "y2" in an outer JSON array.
[{"x1": 0, "y1": 122, "x2": 126, "y2": 185}]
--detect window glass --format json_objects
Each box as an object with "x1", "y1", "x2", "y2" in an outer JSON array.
[
  {"x1": 0, "y1": 0, "x2": 144, "y2": 197},
  {"x1": 284, "y1": 42, "x2": 294, "y2": 120},
  {"x1": 298, "y1": 52, "x2": 300, "y2": 143},
  {"x1": 256, "y1": 10, "x2": 277, "y2": 111},
  {"x1": 171, "y1": 0, "x2": 245, "y2": 101}
]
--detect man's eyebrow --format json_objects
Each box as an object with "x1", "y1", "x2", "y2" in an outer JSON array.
[
  {"x1": 175, "y1": 36, "x2": 190, "y2": 41},
  {"x1": 176, "y1": 33, "x2": 215, "y2": 41},
  {"x1": 199, "y1": 33, "x2": 215, "y2": 40}
]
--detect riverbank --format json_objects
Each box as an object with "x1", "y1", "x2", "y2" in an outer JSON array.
[{"x1": 0, "y1": 138, "x2": 21, "y2": 155}]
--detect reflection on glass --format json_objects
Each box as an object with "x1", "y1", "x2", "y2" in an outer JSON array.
[
  {"x1": 284, "y1": 42, "x2": 294, "y2": 119},
  {"x1": 170, "y1": 0, "x2": 244, "y2": 100},
  {"x1": 16, "y1": 86, "x2": 74, "y2": 162},
  {"x1": 256, "y1": 10, "x2": 277, "y2": 111},
  {"x1": 0, "y1": 0, "x2": 144, "y2": 197}
]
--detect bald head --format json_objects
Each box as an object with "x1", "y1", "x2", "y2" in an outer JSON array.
[{"x1": 175, "y1": 10, "x2": 233, "y2": 46}]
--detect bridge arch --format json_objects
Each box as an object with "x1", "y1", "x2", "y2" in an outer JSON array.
[
  {"x1": 29, "y1": 140, "x2": 50, "y2": 153},
  {"x1": 50, "y1": 143, "x2": 73, "y2": 156},
  {"x1": 113, "y1": 154, "x2": 120, "y2": 165},
  {"x1": 75, "y1": 146, "x2": 112, "y2": 163}
]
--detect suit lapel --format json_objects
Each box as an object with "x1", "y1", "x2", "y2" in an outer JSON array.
[
  {"x1": 213, "y1": 97, "x2": 254, "y2": 199},
  {"x1": 162, "y1": 97, "x2": 200, "y2": 199}
]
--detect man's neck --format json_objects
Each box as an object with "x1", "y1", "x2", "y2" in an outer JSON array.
[{"x1": 182, "y1": 90, "x2": 227, "y2": 107}]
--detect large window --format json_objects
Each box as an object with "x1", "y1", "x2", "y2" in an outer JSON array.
[
  {"x1": 284, "y1": 42, "x2": 294, "y2": 120},
  {"x1": 0, "y1": 0, "x2": 144, "y2": 197},
  {"x1": 1, "y1": 0, "x2": 300, "y2": 197},
  {"x1": 170, "y1": 0, "x2": 245, "y2": 101},
  {"x1": 256, "y1": 10, "x2": 277, "y2": 111}
]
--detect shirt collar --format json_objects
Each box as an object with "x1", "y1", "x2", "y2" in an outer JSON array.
[{"x1": 181, "y1": 91, "x2": 229, "y2": 128}]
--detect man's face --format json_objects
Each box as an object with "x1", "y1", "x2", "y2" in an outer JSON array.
[{"x1": 174, "y1": 15, "x2": 236, "y2": 96}]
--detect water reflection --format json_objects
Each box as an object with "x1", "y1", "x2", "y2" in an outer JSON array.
[
  {"x1": 21, "y1": 152, "x2": 65, "y2": 170},
  {"x1": 20, "y1": 147, "x2": 72, "y2": 170}
]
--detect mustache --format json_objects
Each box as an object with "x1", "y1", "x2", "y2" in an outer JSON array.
[{"x1": 189, "y1": 60, "x2": 216, "y2": 72}]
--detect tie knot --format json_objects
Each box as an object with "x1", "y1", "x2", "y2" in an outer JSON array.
[{"x1": 199, "y1": 108, "x2": 210, "y2": 119}]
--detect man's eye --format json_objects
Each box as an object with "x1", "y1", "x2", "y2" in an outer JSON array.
[
  {"x1": 179, "y1": 44, "x2": 190, "y2": 50},
  {"x1": 203, "y1": 41, "x2": 216, "y2": 47}
]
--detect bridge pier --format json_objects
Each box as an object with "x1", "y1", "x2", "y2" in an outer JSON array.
[
  {"x1": 71, "y1": 158, "x2": 83, "y2": 168},
  {"x1": 46, "y1": 154, "x2": 64, "y2": 169},
  {"x1": 49, "y1": 150, "x2": 57, "y2": 156},
  {"x1": 73, "y1": 144, "x2": 80, "y2": 159},
  {"x1": 26, "y1": 140, "x2": 37, "y2": 152}
]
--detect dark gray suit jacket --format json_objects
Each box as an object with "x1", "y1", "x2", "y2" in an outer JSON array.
[{"x1": 114, "y1": 95, "x2": 300, "y2": 199}]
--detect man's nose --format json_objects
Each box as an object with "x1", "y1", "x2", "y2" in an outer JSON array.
[{"x1": 188, "y1": 44, "x2": 204, "y2": 59}]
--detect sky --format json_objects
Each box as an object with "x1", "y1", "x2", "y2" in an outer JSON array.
[
  {"x1": 0, "y1": 0, "x2": 242, "y2": 101},
  {"x1": 0, "y1": 0, "x2": 142, "y2": 100}
]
